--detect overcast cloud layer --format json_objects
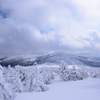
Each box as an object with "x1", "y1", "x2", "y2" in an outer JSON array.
[{"x1": 0, "y1": 0, "x2": 100, "y2": 57}]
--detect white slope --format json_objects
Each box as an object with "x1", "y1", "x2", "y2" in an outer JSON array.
[{"x1": 14, "y1": 77, "x2": 100, "y2": 100}]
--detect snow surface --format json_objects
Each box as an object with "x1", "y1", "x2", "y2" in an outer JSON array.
[
  {"x1": 38, "y1": 64, "x2": 59, "y2": 68},
  {"x1": 14, "y1": 77, "x2": 100, "y2": 100}
]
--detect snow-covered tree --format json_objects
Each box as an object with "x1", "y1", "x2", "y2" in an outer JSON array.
[
  {"x1": 0, "y1": 79, "x2": 15, "y2": 100},
  {"x1": 0, "y1": 65, "x2": 15, "y2": 100},
  {"x1": 23, "y1": 66, "x2": 49, "y2": 92},
  {"x1": 30, "y1": 74, "x2": 49, "y2": 92},
  {"x1": 3, "y1": 65, "x2": 23, "y2": 93},
  {"x1": 77, "y1": 66, "x2": 88, "y2": 79},
  {"x1": 0, "y1": 65, "x2": 3, "y2": 77},
  {"x1": 59, "y1": 62, "x2": 88, "y2": 81},
  {"x1": 69, "y1": 65, "x2": 88, "y2": 80},
  {"x1": 14, "y1": 65, "x2": 26, "y2": 82},
  {"x1": 87, "y1": 67, "x2": 100, "y2": 78},
  {"x1": 12, "y1": 76, "x2": 23, "y2": 93},
  {"x1": 40, "y1": 67, "x2": 55, "y2": 84},
  {"x1": 4, "y1": 65, "x2": 15, "y2": 84},
  {"x1": 59, "y1": 62, "x2": 70, "y2": 81}
]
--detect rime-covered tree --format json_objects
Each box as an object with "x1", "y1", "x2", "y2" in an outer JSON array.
[
  {"x1": 59, "y1": 62, "x2": 70, "y2": 81},
  {"x1": 59, "y1": 62, "x2": 88, "y2": 81},
  {"x1": 12, "y1": 76, "x2": 23, "y2": 93},
  {"x1": 5, "y1": 65, "x2": 15, "y2": 84},
  {"x1": 23, "y1": 66, "x2": 49, "y2": 92},
  {"x1": 88, "y1": 67, "x2": 100, "y2": 78},
  {"x1": 14, "y1": 65, "x2": 26, "y2": 82},
  {"x1": 0, "y1": 65, "x2": 3, "y2": 77},
  {"x1": 40, "y1": 67, "x2": 55, "y2": 84},
  {"x1": 4, "y1": 65, "x2": 23, "y2": 93},
  {"x1": 0, "y1": 65, "x2": 15, "y2": 100}
]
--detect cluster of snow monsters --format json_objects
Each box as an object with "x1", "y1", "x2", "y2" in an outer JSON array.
[
  {"x1": 0, "y1": 64, "x2": 55, "y2": 100},
  {"x1": 61, "y1": 62, "x2": 100, "y2": 81},
  {"x1": 0, "y1": 62, "x2": 100, "y2": 100}
]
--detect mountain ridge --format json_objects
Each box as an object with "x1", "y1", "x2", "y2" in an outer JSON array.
[{"x1": 0, "y1": 52, "x2": 100, "y2": 67}]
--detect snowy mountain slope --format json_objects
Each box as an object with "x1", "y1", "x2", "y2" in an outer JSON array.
[
  {"x1": 31, "y1": 52, "x2": 100, "y2": 67},
  {"x1": 1, "y1": 57, "x2": 37, "y2": 67},
  {"x1": 0, "y1": 52, "x2": 100, "y2": 67},
  {"x1": 0, "y1": 56, "x2": 6, "y2": 61}
]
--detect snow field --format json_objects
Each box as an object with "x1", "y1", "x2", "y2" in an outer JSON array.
[
  {"x1": 0, "y1": 63, "x2": 100, "y2": 100},
  {"x1": 15, "y1": 77, "x2": 100, "y2": 100}
]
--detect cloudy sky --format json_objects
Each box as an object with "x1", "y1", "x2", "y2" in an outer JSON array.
[{"x1": 0, "y1": 0, "x2": 100, "y2": 57}]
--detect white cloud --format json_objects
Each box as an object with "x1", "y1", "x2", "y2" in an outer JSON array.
[{"x1": 0, "y1": 0, "x2": 100, "y2": 57}]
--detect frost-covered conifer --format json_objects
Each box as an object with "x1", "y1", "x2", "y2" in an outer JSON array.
[
  {"x1": 23, "y1": 66, "x2": 48, "y2": 92},
  {"x1": 0, "y1": 79, "x2": 15, "y2": 100},
  {"x1": 59, "y1": 62, "x2": 88, "y2": 81},
  {"x1": 30, "y1": 74, "x2": 49, "y2": 92},
  {"x1": 15, "y1": 65, "x2": 26, "y2": 82},
  {"x1": 4, "y1": 65, "x2": 23, "y2": 93},
  {"x1": 88, "y1": 67, "x2": 100, "y2": 78},
  {"x1": 0, "y1": 65, "x2": 15, "y2": 100},
  {"x1": 12, "y1": 76, "x2": 23, "y2": 93},
  {"x1": 5, "y1": 65, "x2": 15, "y2": 84},
  {"x1": 40, "y1": 67, "x2": 55, "y2": 84},
  {"x1": 76, "y1": 67, "x2": 88, "y2": 79},
  {"x1": 59, "y1": 62, "x2": 70, "y2": 81},
  {"x1": 0, "y1": 65, "x2": 3, "y2": 77}
]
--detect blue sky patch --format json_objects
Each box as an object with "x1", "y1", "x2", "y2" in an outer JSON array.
[{"x1": 0, "y1": 10, "x2": 9, "y2": 18}]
